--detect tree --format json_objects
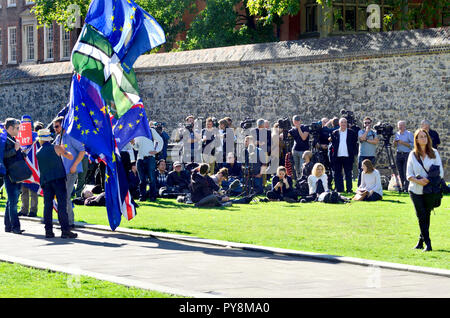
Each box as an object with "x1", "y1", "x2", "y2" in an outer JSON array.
[
  {"x1": 31, "y1": 0, "x2": 198, "y2": 52},
  {"x1": 246, "y1": 0, "x2": 300, "y2": 39},
  {"x1": 177, "y1": 0, "x2": 275, "y2": 51}
]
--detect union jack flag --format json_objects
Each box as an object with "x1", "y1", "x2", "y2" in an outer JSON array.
[{"x1": 23, "y1": 142, "x2": 43, "y2": 196}]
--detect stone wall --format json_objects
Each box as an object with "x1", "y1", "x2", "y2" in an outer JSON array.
[{"x1": 0, "y1": 27, "x2": 449, "y2": 178}]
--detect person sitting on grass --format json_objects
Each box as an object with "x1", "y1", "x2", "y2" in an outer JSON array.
[
  {"x1": 167, "y1": 161, "x2": 191, "y2": 194},
  {"x1": 356, "y1": 159, "x2": 383, "y2": 201},
  {"x1": 266, "y1": 166, "x2": 298, "y2": 203},
  {"x1": 155, "y1": 159, "x2": 168, "y2": 196},
  {"x1": 301, "y1": 151, "x2": 314, "y2": 181},
  {"x1": 308, "y1": 163, "x2": 328, "y2": 195},
  {"x1": 190, "y1": 163, "x2": 232, "y2": 207},
  {"x1": 209, "y1": 167, "x2": 229, "y2": 188}
]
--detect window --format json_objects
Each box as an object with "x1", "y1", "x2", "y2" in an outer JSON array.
[
  {"x1": 305, "y1": 0, "x2": 318, "y2": 33},
  {"x1": 7, "y1": 0, "x2": 16, "y2": 7},
  {"x1": 26, "y1": 1, "x2": 35, "y2": 5},
  {"x1": 60, "y1": 26, "x2": 71, "y2": 60},
  {"x1": 23, "y1": 24, "x2": 36, "y2": 61},
  {"x1": 8, "y1": 27, "x2": 17, "y2": 64},
  {"x1": 44, "y1": 24, "x2": 54, "y2": 61},
  {"x1": 330, "y1": 0, "x2": 395, "y2": 33}
]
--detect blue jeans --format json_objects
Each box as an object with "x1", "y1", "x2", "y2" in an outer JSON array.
[
  {"x1": 137, "y1": 156, "x2": 157, "y2": 199},
  {"x1": 4, "y1": 176, "x2": 21, "y2": 232}
]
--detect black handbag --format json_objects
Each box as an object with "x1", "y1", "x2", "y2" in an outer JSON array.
[
  {"x1": 417, "y1": 158, "x2": 443, "y2": 208},
  {"x1": 7, "y1": 152, "x2": 32, "y2": 183}
]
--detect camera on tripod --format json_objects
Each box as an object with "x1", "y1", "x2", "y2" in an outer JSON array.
[
  {"x1": 306, "y1": 121, "x2": 322, "y2": 135},
  {"x1": 340, "y1": 109, "x2": 356, "y2": 126},
  {"x1": 240, "y1": 118, "x2": 256, "y2": 129},
  {"x1": 373, "y1": 122, "x2": 394, "y2": 141},
  {"x1": 277, "y1": 118, "x2": 291, "y2": 131}
]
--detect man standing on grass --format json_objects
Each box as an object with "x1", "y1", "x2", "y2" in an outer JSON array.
[
  {"x1": 53, "y1": 116, "x2": 86, "y2": 229},
  {"x1": 36, "y1": 129, "x2": 77, "y2": 239}
]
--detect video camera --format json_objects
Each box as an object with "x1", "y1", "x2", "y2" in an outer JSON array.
[
  {"x1": 153, "y1": 122, "x2": 165, "y2": 134},
  {"x1": 306, "y1": 121, "x2": 322, "y2": 135},
  {"x1": 240, "y1": 118, "x2": 256, "y2": 130},
  {"x1": 277, "y1": 118, "x2": 291, "y2": 131},
  {"x1": 340, "y1": 109, "x2": 356, "y2": 126},
  {"x1": 373, "y1": 122, "x2": 394, "y2": 140}
]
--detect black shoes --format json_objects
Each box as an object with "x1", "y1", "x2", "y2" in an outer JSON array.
[
  {"x1": 12, "y1": 229, "x2": 25, "y2": 234},
  {"x1": 28, "y1": 212, "x2": 37, "y2": 217},
  {"x1": 61, "y1": 231, "x2": 78, "y2": 239},
  {"x1": 45, "y1": 232, "x2": 55, "y2": 238},
  {"x1": 414, "y1": 238, "x2": 424, "y2": 250},
  {"x1": 423, "y1": 241, "x2": 432, "y2": 252}
]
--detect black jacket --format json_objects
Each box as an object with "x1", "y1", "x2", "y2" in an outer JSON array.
[
  {"x1": 190, "y1": 172, "x2": 218, "y2": 203},
  {"x1": 330, "y1": 128, "x2": 358, "y2": 160},
  {"x1": 167, "y1": 170, "x2": 190, "y2": 189},
  {"x1": 3, "y1": 133, "x2": 22, "y2": 171}
]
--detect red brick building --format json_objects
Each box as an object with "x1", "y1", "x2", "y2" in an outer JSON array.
[
  {"x1": 0, "y1": 0, "x2": 80, "y2": 68},
  {"x1": 0, "y1": 0, "x2": 448, "y2": 68}
]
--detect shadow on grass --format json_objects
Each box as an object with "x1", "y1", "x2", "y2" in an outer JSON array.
[{"x1": 131, "y1": 226, "x2": 192, "y2": 235}]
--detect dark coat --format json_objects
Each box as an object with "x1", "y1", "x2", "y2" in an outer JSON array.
[
  {"x1": 190, "y1": 172, "x2": 218, "y2": 203},
  {"x1": 330, "y1": 128, "x2": 358, "y2": 160}
]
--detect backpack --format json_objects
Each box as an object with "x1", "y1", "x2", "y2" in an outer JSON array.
[
  {"x1": 317, "y1": 191, "x2": 340, "y2": 204},
  {"x1": 295, "y1": 179, "x2": 309, "y2": 196}
]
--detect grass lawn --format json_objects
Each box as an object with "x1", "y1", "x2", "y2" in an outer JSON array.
[
  {"x1": 1, "y1": 190, "x2": 449, "y2": 270},
  {"x1": 0, "y1": 262, "x2": 180, "y2": 298}
]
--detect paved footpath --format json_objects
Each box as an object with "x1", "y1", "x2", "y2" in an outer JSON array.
[{"x1": 1, "y1": 217, "x2": 449, "y2": 298}]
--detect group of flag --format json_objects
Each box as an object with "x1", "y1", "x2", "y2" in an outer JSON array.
[{"x1": 0, "y1": 0, "x2": 165, "y2": 231}]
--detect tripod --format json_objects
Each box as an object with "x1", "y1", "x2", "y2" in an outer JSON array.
[
  {"x1": 376, "y1": 137, "x2": 403, "y2": 193},
  {"x1": 241, "y1": 166, "x2": 256, "y2": 196}
]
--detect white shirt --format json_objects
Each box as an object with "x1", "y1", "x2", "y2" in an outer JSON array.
[
  {"x1": 337, "y1": 129, "x2": 349, "y2": 157},
  {"x1": 133, "y1": 128, "x2": 163, "y2": 161},
  {"x1": 358, "y1": 169, "x2": 383, "y2": 197},
  {"x1": 406, "y1": 149, "x2": 444, "y2": 195},
  {"x1": 122, "y1": 142, "x2": 135, "y2": 163},
  {"x1": 308, "y1": 174, "x2": 329, "y2": 194}
]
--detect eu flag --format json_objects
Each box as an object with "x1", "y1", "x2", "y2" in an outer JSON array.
[
  {"x1": 64, "y1": 73, "x2": 130, "y2": 230},
  {"x1": 85, "y1": 0, "x2": 166, "y2": 72},
  {"x1": 112, "y1": 103, "x2": 152, "y2": 151}
]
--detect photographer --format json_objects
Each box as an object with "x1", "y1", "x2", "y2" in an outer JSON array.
[
  {"x1": 420, "y1": 120, "x2": 440, "y2": 150},
  {"x1": 330, "y1": 118, "x2": 358, "y2": 193},
  {"x1": 266, "y1": 166, "x2": 297, "y2": 203},
  {"x1": 152, "y1": 122, "x2": 170, "y2": 161},
  {"x1": 394, "y1": 121, "x2": 414, "y2": 191},
  {"x1": 242, "y1": 135, "x2": 267, "y2": 195},
  {"x1": 288, "y1": 115, "x2": 310, "y2": 179},
  {"x1": 357, "y1": 117, "x2": 379, "y2": 186},
  {"x1": 201, "y1": 117, "x2": 218, "y2": 172},
  {"x1": 176, "y1": 115, "x2": 202, "y2": 163}
]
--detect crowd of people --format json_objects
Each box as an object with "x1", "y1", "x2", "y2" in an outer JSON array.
[{"x1": 0, "y1": 113, "x2": 445, "y2": 251}]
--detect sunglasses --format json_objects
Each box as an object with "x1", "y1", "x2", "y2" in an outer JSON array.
[{"x1": 54, "y1": 125, "x2": 61, "y2": 129}]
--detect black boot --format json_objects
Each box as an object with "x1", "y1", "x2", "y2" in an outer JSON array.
[
  {"x1": 423, "y1": 239, "x2": 432, "y2": 252},
  {"x1": 61, "y1": 231, "x2": 78, "y2": 239},
  {"x1": 413, "y1": 237, "x2": 424, "y2": 250}
]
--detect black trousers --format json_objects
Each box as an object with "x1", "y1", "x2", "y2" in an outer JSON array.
[
  {"x1": 42, "y1": 178, "x2": 70, "y2": 233},
  {"x1": 266, "y1": 189, "x2": 298, "y2": 201},
  {"x1": 333, "y1": 156, "x2": 354, "y2": 193},
  {"x1": 409, "y1": 192, "x2": 435, "y2": 244},
  {"x1": 396, "y1": 152, "x2": 410, "y2": 190}
]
